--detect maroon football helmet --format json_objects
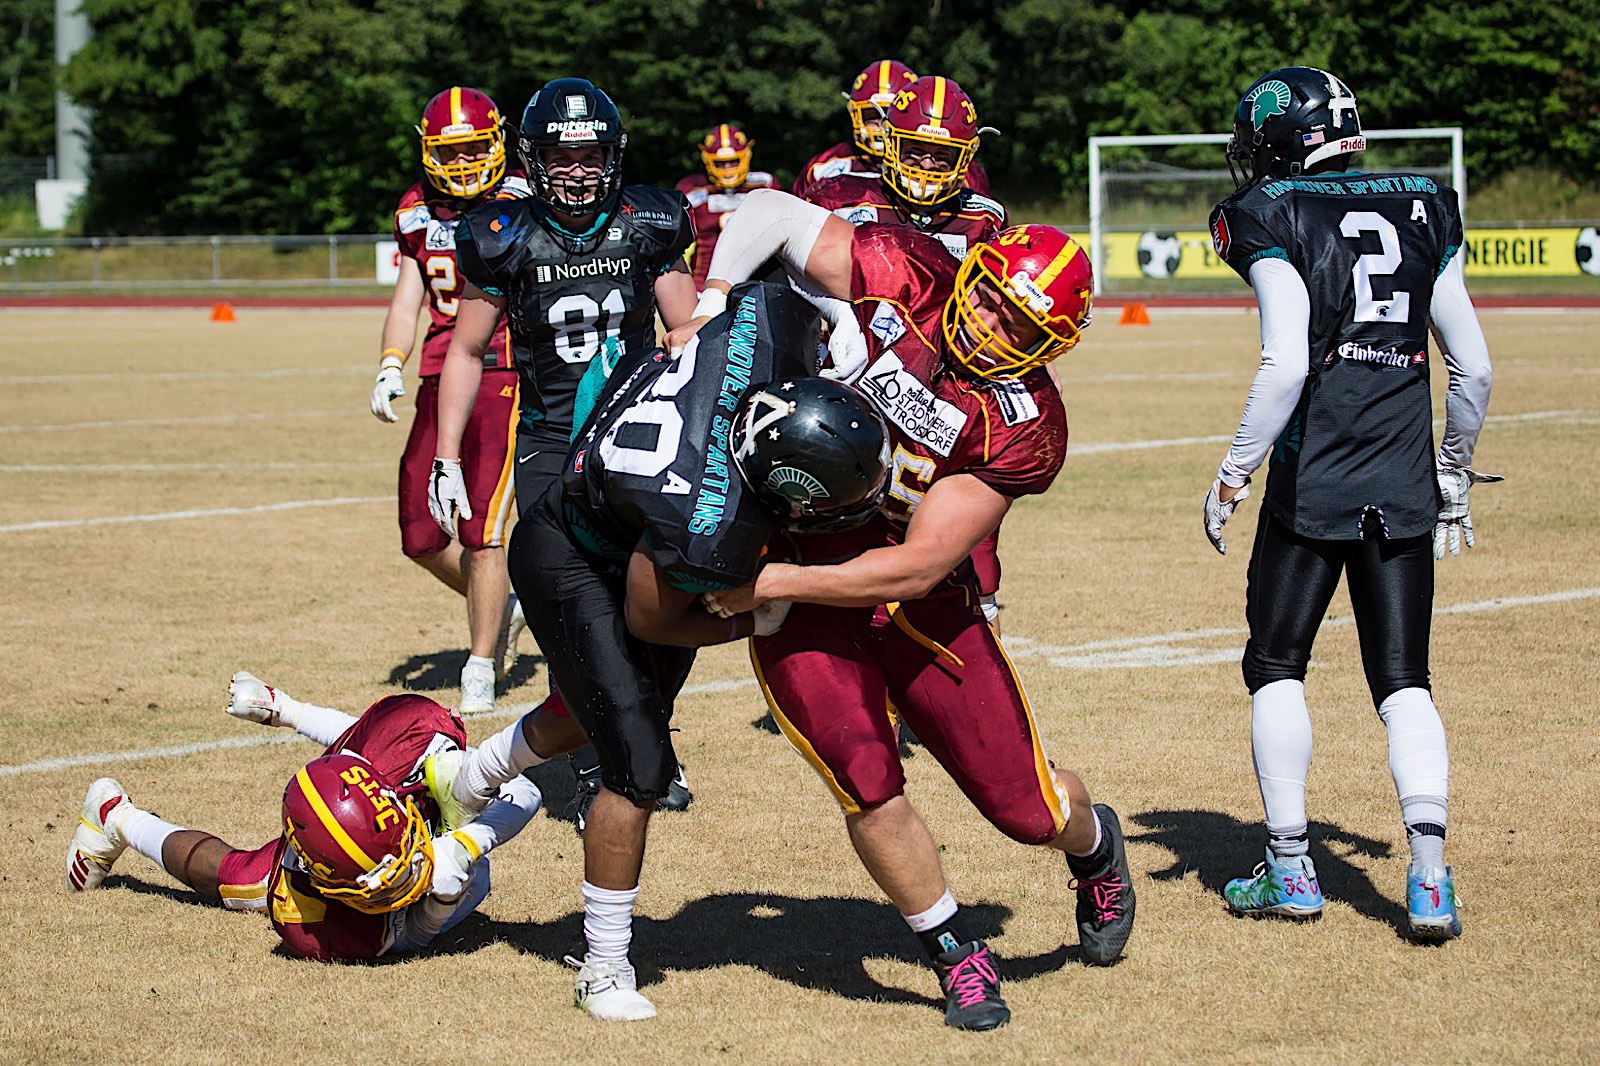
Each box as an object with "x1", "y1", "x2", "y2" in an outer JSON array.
[
  {"x1": 882, "y1": 75, "x2": 988, "y2": 208},
  {"x1": 416, "y1": 87, "x2": 507, "y2": 199},
  {"x1": 845, "y1": 59, "x2": 918, "y2": 158}
]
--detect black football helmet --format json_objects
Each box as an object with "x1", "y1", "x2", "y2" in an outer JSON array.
[
  {"x1": 733, "y1": 378, "x2": 891, "y2": 533},
  {"x1": 516, "y1": 78, "x2": 627, "y2": 224},
  {"x1": 1226, "y1": 67, "x2": 1365, "y2": 188}
]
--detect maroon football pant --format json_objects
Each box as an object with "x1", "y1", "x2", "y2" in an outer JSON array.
[
  {"x1": 399, "y1": 371, "x2": 519, "y2": 557},
  {"x1": 751, "y1": 583, "x2": 1068, "y2": 844}
]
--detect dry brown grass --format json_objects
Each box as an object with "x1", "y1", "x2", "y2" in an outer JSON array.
[{"x1": 2, "y1": 307, "x2": 1597, "y2": 1064}]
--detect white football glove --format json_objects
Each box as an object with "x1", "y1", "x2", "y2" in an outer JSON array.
[
  {"x1": 1203, "y1": 479, "x2": 1250, "y2": 556},
  {"x1": 369, "y1": 355, "x2": 406, "y2": 423},
  {"x1": 226, "y1": 670, "x2": 291, "y2": 727},
  {"x1": 429, "y1": 832, "x2": 476, "y2": 903},
  {"x1": 1434, "y1": 466, "x2": 1504, "y2": 559},
  {"x1": 819, "y1": 313, "x2": 869, "y2": 384},
  {"x1": 751, "y1": 599, "x2": 793, "y2": 637},
  {"x1": 427, "y1": 457, "x2": 472, "y2": 539}
]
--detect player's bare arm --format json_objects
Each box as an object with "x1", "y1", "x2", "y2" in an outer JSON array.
[
  {"x1": 736, "y1": 474, "x2": 1011, "y2": 610},
  {"x1": 371, "y1": 262, "x2": 426, "y2": 422},
  {"x1": 434, "y1": 281, "x2": 504, "y2": 460},
  {"x1": 662, "y1": 190, "x2": 853, "y2": 351},
  {"x1": 623, "y1": 543, "x2": 754, "y2": 647},
  {"x1": 653, "y1": 259, "x2": 699, "y2": 330}
]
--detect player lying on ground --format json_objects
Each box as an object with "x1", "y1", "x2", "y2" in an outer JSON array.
[
  {"x1": 430, "y1": 283, "x2": 892, "y2": 1022},
  {"x1": 661, "y1": 206, "x2": 1133, "y2": 1032},
  {"x1": 65, "y1": 674, "x2": 541, "y2": 961},
  {"x1": 1201, "y1": 67, "x2": 1496, "y2": 942}
]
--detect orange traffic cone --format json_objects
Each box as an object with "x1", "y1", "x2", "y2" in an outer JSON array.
[
  {"x1": 1119, "y1": 303, "x2": 1150, "y2": 326},
  {"x1": 210, "y1": 301, "x2": 235, "y2": 322}
]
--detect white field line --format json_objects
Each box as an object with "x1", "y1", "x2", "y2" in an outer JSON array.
[
  {"x1": 0, "y1": 678, "x2": 760, "y2": 779},
  {"x1": 5, "y1": 588, "x2": 1593, "y2": 779},
  {"x1": 12, "y1": 367, "x2": 369, "y2": 385},
  {"x1": 0, "y1": 409, "x2": 350, "y2": 434},
  {"x1": 0, "y1": 496, "x2": 390, "y2": 534},
  {"x1": 0, "y1": 460, "x2": 387, "y2": 474}
]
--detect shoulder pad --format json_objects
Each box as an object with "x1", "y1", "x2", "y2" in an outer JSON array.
[
  {"x1": 747, "y1": 171, "x2": 776, "y2": 187},
  {"x1": 460, "y1": 199, "x2": 537, "y2": 257},
  {"x1": 620, "y1": 185, "x2": 689, "y2": 226},
  {"x1": 685, "y1": 187, "x2": 710, "y2": 207},
  {"x1": 395, "y1": 186, "x2": 431, "y2": 235},
  {"x1": 497, "y1": 174, "x2": 531, "y2": 199},
  {"x1": 961, "y1": 192, "x2": 1006, "y2": 220}
]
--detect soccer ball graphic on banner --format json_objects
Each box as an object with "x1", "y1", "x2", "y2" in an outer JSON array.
[
  {"x1": 1137, "y1": 231, "x2": 1183, "y2": 279},
  {"x1": 1576, "y1": 227, "x2": 1600, "y2": 277}
]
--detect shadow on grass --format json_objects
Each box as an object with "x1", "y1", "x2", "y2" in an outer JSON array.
[
  {"x1": 385, "y1": 650, "x2": 545, "y2": 694},
  {"x1": 1129, "y1": 808, "x2": 1406, "y2": 930},
  {"x1": 438, "y1": 893, "x2": 1072, "y2": 1007}
]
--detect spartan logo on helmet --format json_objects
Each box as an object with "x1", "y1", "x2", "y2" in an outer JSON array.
[
  {"x1": 1244, "y1": 80, "x2": 1292, "y2": 132},
  {"x1": 766, "y1": 465, "x2": 830, "y2": 505}
]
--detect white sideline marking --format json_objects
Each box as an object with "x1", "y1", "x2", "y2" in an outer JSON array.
[
  {"x1": 0, "y1": 496, "x2": 389, "y2": 534},
  {"x1": 13, "y1": 367, "x2": 369, "y2": 385},
  {"x1": 0, "y1": 678, "x2": 760, "y2": 779},
  {"x1": 0, "y1": 409, "x2": 350, "y2": 434},
  {"x1": 0, "y1": 460, "x2": 386, "y2": 474},
  {"x1": 7, "y1": 590, "x2": 1593, "y2": 778},
  {"x1": 1005, "y1": 587, "x2": 1600, "y2": 669}
]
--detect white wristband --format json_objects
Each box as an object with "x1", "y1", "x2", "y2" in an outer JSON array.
[{"x1": 692, "y1": 288, "x2": 728, "y2": 322}]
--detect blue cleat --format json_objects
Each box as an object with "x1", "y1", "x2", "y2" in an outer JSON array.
[
  {"x1": 1224, "y1": 849, "x2": 1324, "y2": 918},
  {"x1": 1406, "y1": 865, "x2": 1462, "y2": 941}
]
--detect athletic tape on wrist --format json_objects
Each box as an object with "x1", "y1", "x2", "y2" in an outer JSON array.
[{"x1": 693, "y1": 288, "x2": 728, "y2": 322}]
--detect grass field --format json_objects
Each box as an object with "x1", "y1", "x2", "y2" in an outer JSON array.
[{"x1": 2, "y1": 306, "x2": 1597, "y2": 1063}]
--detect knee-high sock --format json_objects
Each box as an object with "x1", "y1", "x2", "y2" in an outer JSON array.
[
  {"x1": 461, "y1": 712, "x2": 546, "y2": 804},
  {"x1": 1378, "y1": 687, "x2": 1449, "y2": 869},
  {"x1": 1251, "y1": 679, "x2": 1312, "y2": 859},
  {"x1": 107, "y1": 804, "x2": 184, "y2": 870},
  {"x1": 582, "y1": 881, "x2": 638, "y2": 963}
]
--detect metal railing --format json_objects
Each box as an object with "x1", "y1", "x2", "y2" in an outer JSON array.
[{"x1": 0, "y1": 233, "x2": 392, "y2": 292}]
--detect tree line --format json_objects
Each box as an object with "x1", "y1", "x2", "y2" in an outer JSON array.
[{"x1": 1, "y1": 0, "x2": 1596, "y2": 234}]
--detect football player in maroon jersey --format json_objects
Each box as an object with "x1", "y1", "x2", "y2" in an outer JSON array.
[
  {"x1": 371, "y1": 87, "x2": 527, "y2": 714},
  {"x1": 794, "y1": 60, "x2": 991, "y2": 201},
  {"x1": 665, "y1": 199, "x2": 1135, "y2": 1031},
  {"x1": 675, "y1": 124, "x2": 776, "y2": 291},
  {"x1": 65, "y1": 674, "x2": 548, "y2": 962}
]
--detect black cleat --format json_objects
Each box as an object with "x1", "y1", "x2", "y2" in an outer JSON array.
[
  {"x1": 1072, "y1": 803, "x2": 1136, "y2": 965},
  {"x1": 934, "y1": 940, "x2": 1011, "y2": 1031},
  {"x1": 657, "y1": 764, "x2": 693, "y2": 812}
]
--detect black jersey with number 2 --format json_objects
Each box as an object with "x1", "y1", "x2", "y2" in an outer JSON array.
[
  {"x1": 1210, "y1": 172, "x2": 1464, "y2": 540},
  {"x1": 558, "y1": 282, "x2": 822, "y2": 593},
  {"x1": 455, "y1": 186, "x2": 695, "y2": 447}
]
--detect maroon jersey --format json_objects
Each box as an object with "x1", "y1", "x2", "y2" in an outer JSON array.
[
  {"x1": 778, "y1": 225, "x2": 1066, "y2": 565},
  {"x1": 267, "y1": 695, "x2": 467, "y2": 961},
  {"x1": 393, "y1": 178, "x2": 524, "y2": 376},
  {"x1": 674, "y1": 171, "x2": 777, "y2": 289},
  {"x1": 793, "y1": 142, "x2": 991, "y2": 200},
  {"x1": 806, "y1": 173, "x2": 1006, "y2": 262}
]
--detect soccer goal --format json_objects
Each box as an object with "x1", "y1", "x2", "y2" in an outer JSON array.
[{"x1": 1087, "y1": 128, "x2": 1465, "y2": 295}]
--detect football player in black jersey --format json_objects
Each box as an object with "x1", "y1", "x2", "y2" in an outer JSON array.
[
  {"x1": 426, "y1": 78, "x2": 699, "y2": 817},
  {"x1": 515, "y1": 283, "x2": 888, "y2": 1019},
  {"x1": 1202, "y1": 67, "x2": 1496, "y2": 942}
]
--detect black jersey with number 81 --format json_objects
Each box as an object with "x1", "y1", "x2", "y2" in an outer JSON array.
[
  {"x1": 1210, "y1": 172, "x2": 1464, "y2": 539},
  {"x1": 558, "y1": 283, "x2": 822, "y2": 593}
]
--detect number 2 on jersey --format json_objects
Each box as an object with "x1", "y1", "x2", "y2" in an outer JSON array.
[
  {"x1": 425, "y1": 256, "x2": 460, "y2": 316},
  {"x1": 1339, "y1": 211, "x2": 1411, "y2": 323},
  {"x1": 551, "y1": 289, "x2": 626, "y2": 364}
]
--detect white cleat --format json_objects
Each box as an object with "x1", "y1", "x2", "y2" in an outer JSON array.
[
  {"x1": 569, "y1": 955, "x2": 657, "y2": 1021},
  {"x1": 459, "y1": 660, "x2": 496, "y2": 714},
  {"x1": 422, "y1": 749, "x2": 489, "y2": 833},
  {"x1": 226, "y1": 670, "x2": 291, "y2": 727},
  {"x1": 503, "y1": 595, "x2": 528, "y2": 674},
  {"x1": 66, "y1": 778, "x2": 132, "y2": 891}
]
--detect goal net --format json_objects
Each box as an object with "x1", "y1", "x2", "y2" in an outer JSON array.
[{"x1": 1087, "y1": 128, "x2": 1465, "y2": 294}]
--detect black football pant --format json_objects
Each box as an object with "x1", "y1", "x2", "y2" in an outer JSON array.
[
  {"x1": 1242, "y1": 513, "x2": 1433, "y2": 708},
  {"x1": 509, "y1": 488, "x2": 696, "y2": 803}
]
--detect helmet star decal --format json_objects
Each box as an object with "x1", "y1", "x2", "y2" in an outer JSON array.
[{"x1": 1246, "y1": 80, "x2": 1292, "y2": 132}]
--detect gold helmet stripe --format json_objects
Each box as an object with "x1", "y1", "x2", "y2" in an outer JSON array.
[
  {"x1": 877, "y1": 61, "x2": 893, "y2": 95},
  {"x1": 449, "y1": 86, "x2": 463, "y2": 126},
  {"x1": 293, "y1": 767, "x2": 377, "y2": 869},
  {"x1": 720, "y1": 123, "x2": 732, "y2": 151},
  {"x1": 930, "y1": 76, "x2": 948, "y2": 129},
  {"x1": 1035, "y1": 236, "x2": 1088, "y2": 291}
]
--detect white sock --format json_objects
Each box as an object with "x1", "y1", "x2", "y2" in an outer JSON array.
[
  {"x1": 464, "y1": 655, "x2": 496, "y2": 675},
  {"x1": 108, "y1": 805, "x2": 183, "y2": 869},
  {"x1": 1378, "y1": 687, "x2": 1449, "y2": 869},
  {"x1": 1251, "y1": 680, "x2": 1312, "y2": 859},
  {"x1": 463, "y1": 713, "x2": 547, "y2": 803},
  {"x1": 582, "y1": 880, "x2": 639, "y2": 963},
  {"x1": 902, "y1": 890, "x2": 958, "y2": 932}
]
